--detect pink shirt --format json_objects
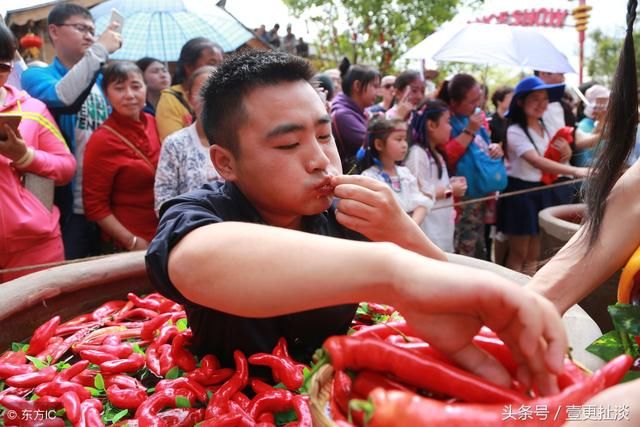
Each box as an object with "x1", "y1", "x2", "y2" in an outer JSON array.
[{"x1": 0, "y1": 85, "x2": 76, "y2": 251}]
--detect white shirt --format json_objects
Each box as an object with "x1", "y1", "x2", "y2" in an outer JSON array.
[
  {"x1": 506, "y1": 124, "x2": 551, "y2": 182},
  {"x1": 405, "y1": 145, "x2": 455, "y2": 252},
  {"x1": 543, "y1": 101, "x2": 565, "y2": 137},
  {"x1": 361, "y1": 165, "x2": 433, "y2": 215}
]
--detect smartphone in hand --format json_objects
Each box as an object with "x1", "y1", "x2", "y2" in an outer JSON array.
[
  {"x1": 110, "y1": 8, "x2": 125, "y2": 34},
  {"x1": 0, "y1": 114, "x2": 22, "y2": 140}
]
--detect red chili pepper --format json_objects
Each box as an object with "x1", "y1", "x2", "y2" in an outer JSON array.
[
  {"x1": 34, "y1": 395, "x2": 62, "y2": 410},
  {"x1": 248, "y1": 354, "x2": 304, "y2": 391},
  {"x1": 120, "y1": 308, "x2": 160, "y2": 321},
  {"x1": 0, "y1": 351, "x2": 27, "y2": 365},
  {"x1": 99, "y1": 352, "x2": 145, "y2": 374},
  {"x1": 601, "y1": 354, "x2": 633, "y2": 387},
  {"x1": 57, "y1": 360, "x2": 90, "y2": 382},
  {"x1": 92, "y1": 301, "x2": 126, "y2": 321},
  {"x1": 250, "y1": 379, "x2": 275, "y2": 394},
  {"x1": 158, "y1": 300, "x2": 183, "y2": 313},
  {"x1": 104, "y1": 374, "x2": 146, "y2": 391},
  {"x1": 291, "y1": 394, "x2": 312, "y2": 427},
  {"x1": 384, "y1": 335, "x2": 452, "y2": 364},
  {"x1": 60, "y1": 391, "x2": 82, "y2": 424},
  {"x1": 158, "y1": 344, "x2": 175, "y2": 376},
  {"x1": 0, "y1": 363, "x2": 35, "y2": 379},
  {"x1": 6, "y1": 366, "x2": 57, "y2": 388},
  {"x1": 111, "y1": 300, "x2": 135, "y2": 322},
  {"x1": 155, "y1": 325, "x2": 179, "y2": 346},
  {"x1": 35, "y1": 336, "x2": 64, "y2": 360},
  {"x1": 187, "y1": 367, "x2": 234, "y2": 386},
  {"x1": 324, "y1": 336, "x2": 525, "y2": 404},
  {"x1": 332, "y1": 370, "x2": 352, "y2": 415},
  {"x1": 135, "y1": 388, "x2": 195, "y2": 424},
  {"x1": 200, "y1": 354, "x2": 221, "y2": 371},
  {"x1": 106, "y1": 384, "x2": 147, "y2": 410},
  {"x1": 272, "y1": 338, "x2": 308, "y2": 373},
  {"x1": 70, "y1": 369, "x2": 96, "y2": 387},
  {"x1": 35, "y1": 380, "x2": 92, "y2": 401},
  {"x1": 79, "y1": 349, "x2": 119, "y2": 364},
  {"x1": 79, "y1": 398, "x2": 105, "y2": 427},
  {"x1": 232, "y1": 391, "x2": 251, "y2": 411},
  {"x1": 171, "y1": 333, "x2": 197, "y2": 372},
  {"x1": 157, "y1": 408, "x2": 204, "y2": 427},
  {"x1": 352, "y1": 370, "x2": 413, "y2": 398},
  {"x1": 141, "y1": 313, "x2": 173, "y2": 341},
  {"x1": 76, "y1": 343, "x2": 133, "y2": 359},
  {"x1": 28, "y1": 316, "x2": 62, "y2": 356},
  {"x1": 247, "y1": 389, "x2": 294, "y2": 420},
  {"x1": 54, "y1": 321, "x2": 101, "y2": 337},
  {"x1": 257, "y1": 412, "x2": 275, "y2": 423},
  {"x1": 200, "y1": 413, "x2": 242, "y2": 427},
  {"x1": 155, "y1": 377, "x2": 208, "y2": 403},
  {"x1": 145, "y1": 343, "x2": 162, "y2": 377},
  {"x1": 472, "y1": 335, "x2": 518, "y2": 376},
  {"x1": 47, "y1": 324, "x2": 101, "y2": 364},
  {"x1": 558, "y1": 358, "x2": 587, "y2": 390},
  {"x1": 205, "y1": 351, "x2": 249, "y2": 419},
  {"x1": 128, "y1": 293, "x2": 162, "y2": 312},
  {"x1": 349, "y1": 321, "x2": 413, "y2": 340}
]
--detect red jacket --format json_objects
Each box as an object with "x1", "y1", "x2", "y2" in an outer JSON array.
[{"x1": 83, "y1": 110, "x2": 160, "y2": 243}]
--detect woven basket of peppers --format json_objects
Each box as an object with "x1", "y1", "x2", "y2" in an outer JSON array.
[{"x1": 307, "y1": 320, "x2": 634, "y2": 427}]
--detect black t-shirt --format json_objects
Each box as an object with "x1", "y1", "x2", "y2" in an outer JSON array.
[
  {"x1": 489, "y1": 112, "x2": 508, "y2": 145},
  {"x1": 145, "y1": 181, "x2": 360, "y2": 366}
]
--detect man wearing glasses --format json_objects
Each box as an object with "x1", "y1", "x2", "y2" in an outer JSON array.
[
  {"x1": 367, "y1": 75, "x2": 396, "y2": 115},
  {"x1": 21, "y1": 3, "x2": 122, "y2": 260}
]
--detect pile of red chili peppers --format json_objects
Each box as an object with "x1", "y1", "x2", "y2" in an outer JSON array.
[
  {"x1": 322, "y1": 321, "x2": 634, "y2": 426},
  {"x1": 0, "y1": 296, "x2": 633, "y2": 427},
  {"x1": 0, "y1": 293, "x2": 312, "y2": 426}
]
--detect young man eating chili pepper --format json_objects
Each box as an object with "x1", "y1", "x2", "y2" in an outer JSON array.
[{"x1": 146, "y1": 50, "x2": 567, "y2": 395}]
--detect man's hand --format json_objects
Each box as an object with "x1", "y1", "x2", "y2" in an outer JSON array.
[
  {"x1": 467, "y1": 111, "x2": 484, "y2": 133},
  {"x1": 0, "y1": 125, "x2": 28, "y2": 162},
  {"x1": 97, "y1": 22, "x2": 123, "y2": 54},
  {"x1": 331, "y1": 174, "x2": 445, "y2": 260},
  {"x1": 390, "y1": 253, "x2": 568, "y2": 396}
]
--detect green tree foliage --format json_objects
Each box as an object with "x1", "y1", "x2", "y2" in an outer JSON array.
[
  {"x1": 586, "y1": 29, "x2": 640, "y2": 86},
  {"x1": 282, "y1": 0, "x2": 463, "y2": 73}
]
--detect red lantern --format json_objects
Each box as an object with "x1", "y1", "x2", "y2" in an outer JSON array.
[{"x1": 19, "y1": 33, "x2": 43, "y2": 49}]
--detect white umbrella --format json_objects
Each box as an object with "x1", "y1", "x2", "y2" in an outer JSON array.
[{"x1": 431, "y1": 23, "x2": 575, "y2": 73}]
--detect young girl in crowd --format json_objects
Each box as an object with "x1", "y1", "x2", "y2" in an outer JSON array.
[
  {"x1": 406, "y1": 99, "x2": 467, "y2": 252},
  {"x1": 358, "y1": 117, "x2": 433, "y2": 225},
  {"x1": 497, "y1": 76, "x2": 588, "y2": 275}
]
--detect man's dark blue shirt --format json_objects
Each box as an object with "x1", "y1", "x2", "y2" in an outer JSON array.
[{"x1": 145, "y1": 181, "x2": 360, "y2": 366}]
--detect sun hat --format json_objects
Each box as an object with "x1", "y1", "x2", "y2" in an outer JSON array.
[
  {"x1": 505, "y1": 76, "x2": 565, "y2": 118},
  {"x1": 584, "y1": 84, "x2": 610, "y2": 118}
]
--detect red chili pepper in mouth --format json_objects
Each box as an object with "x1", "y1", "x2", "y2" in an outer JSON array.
[
  {"x1": 324, "y1": 336, "x2": 525, "y2": 404},
  {"x1": 28, "y1": 316, "x2": 61, "y2": 356}
]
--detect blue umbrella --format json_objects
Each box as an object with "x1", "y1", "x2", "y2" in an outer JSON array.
[{"x1": 91, "y1": 0, "x2": 254, "y2": 61}]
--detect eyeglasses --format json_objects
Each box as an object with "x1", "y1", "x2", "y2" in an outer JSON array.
[
  {"x1": 58, "y1": 23, "x2": 96, "y2": 37},
  {"x1": 0, "y1": 62, "x2": 12, "y2": 73}
]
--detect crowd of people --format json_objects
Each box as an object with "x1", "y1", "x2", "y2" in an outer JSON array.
[
  {"x1": 0, "y1": 2, "x2": 622, "y2": 282},
  {"x1": 254, "y1": 23, "x2": 309, "y2": 57}
]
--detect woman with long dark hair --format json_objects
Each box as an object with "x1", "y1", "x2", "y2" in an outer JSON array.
[
  {"x1": 330, "y1": 57, "x2": 380, "y2": 171},
  {"x1": 155, "y1": 38, "x2": 222, "y2": 141}
]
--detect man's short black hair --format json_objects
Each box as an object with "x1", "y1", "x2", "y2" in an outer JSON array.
[
  {"x1": 200, "y1": 50, "x2": 314, "y2": 156},
  {"x1": 48, "y1": 3, "x2": 93, "y2": 26}
]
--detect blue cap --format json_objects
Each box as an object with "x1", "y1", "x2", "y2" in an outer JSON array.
[{"x1": 505, "y1": 76, "x2": 565, "y2": 118}]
